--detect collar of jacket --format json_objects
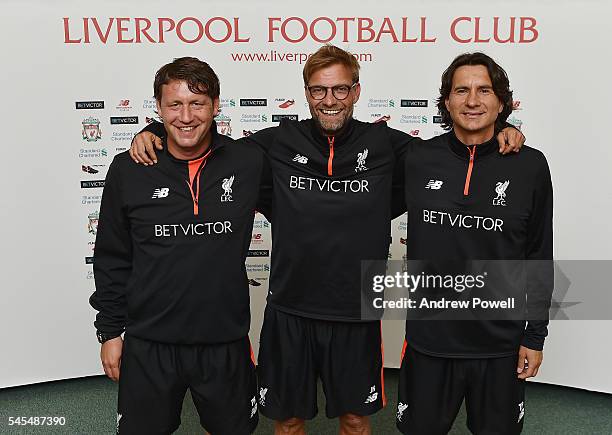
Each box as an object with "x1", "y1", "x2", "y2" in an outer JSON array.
[
  {"x1": 161, "y1": 120, "x2": 226, "y2": 162},
  {"x1": 448, "y1": 129, "x2": 498, "y2": 161},
  {"x1": 307, "y1": 117, "x2": 357, "y2": 149}
]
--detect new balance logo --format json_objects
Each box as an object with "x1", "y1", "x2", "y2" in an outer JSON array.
[
  {"x1": 517, "y1": 401, "x2": 525, "y2": 423},
  {"x1": 364, "y1": 385, "x2": 378, "y2": 404},
  {"x1": 292, "y1": 154, "x2": 308, "y2": 164},
  {"x1": 397, "y1": 402, "x2": 408, "y2": 422},
  {"x1": 425, "y1": 180, "x2": 443, "y2": 190},
  {"x1": 151, "y1": 188, "x2": 169, "y2": 199},
  {"x1": 259, "y1": 387, "x2": 268, "y2": 406}
]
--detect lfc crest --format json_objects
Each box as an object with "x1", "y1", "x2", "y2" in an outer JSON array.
[
  {"x1": 82, "y1": 117, "x2": 102, "y2": 142},
  {"x1": 87, "y1": 210, "x2": 99, "y2": 235}
]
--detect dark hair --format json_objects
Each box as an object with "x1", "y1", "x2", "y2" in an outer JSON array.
[
  {"x1": 303, "y1": 44, "x2": 360, "y2": 85},
  {"x1": 436, "y1": 52, "x2": 513, "y2": 132},
  {"x1": 154, "y1": 57, "x2": 220, "y2": 101}
]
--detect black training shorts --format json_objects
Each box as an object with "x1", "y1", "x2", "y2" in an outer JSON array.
[
  {"x1": 396, "y1": 341, "x2": 525, "y2": 435},
  {"x1": 257, "y1": 306, "x2": 386, "y2": 420},
  {"x1": 117, "y1": 335, "x2": 258, "y2": 434}
]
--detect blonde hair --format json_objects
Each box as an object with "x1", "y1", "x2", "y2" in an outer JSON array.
[{"x1": 302, "y1": 45, "x2": 360, "y2": 85}]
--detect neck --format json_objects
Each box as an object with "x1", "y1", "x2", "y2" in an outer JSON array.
[
  {"x1": 167, "y1": 132, "x2": 212, "y2": 160},
  {"x1": 453, "y1": 126, "x2": 494, "y2": 146}
]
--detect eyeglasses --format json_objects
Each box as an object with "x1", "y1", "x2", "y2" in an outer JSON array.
[{"x1": 305, "y1": 83, "x2": 358, "y2": 100}]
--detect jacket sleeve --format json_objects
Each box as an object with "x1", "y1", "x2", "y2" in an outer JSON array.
[
  {"x1": 139, "y1": 119, "x2": 166, "y2": 138},
  {"x1": 255, "y1": 154, "x2": 273, "y2": 220},
  {"x1": 522, "y1": 153, "x2": 554, "y2": 350},
  {"x1": 89, "y1": 158, "x2": 132, "y2": 335},
  {"x1": 388, "y1": 126, "x2": 420, "y2": 219},
  {"x1": 241, "y1": 127, "x2": 279, "y2": 221}
]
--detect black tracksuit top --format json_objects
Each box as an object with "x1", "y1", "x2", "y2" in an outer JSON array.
[
  {"x1": 90, "y1": 129, "x2": 265, "y2": 344},
  {"x1": 403, "y1": 131, "x2": 554, "y2": 357},
  {"x1": 247, "y1": 118, "x2": 415, "y2": 321}
]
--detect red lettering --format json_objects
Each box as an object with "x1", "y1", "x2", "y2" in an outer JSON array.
[
  {"x1": 116, "y1": 18, "x2": 133, "y2": 43},
  {"x1": 420, "y1": 17, "x2": 436, "y2": 42},
  {"x1": 310, "y1": 17, "x2": 336, "y2": 43},
  {"x1": 281, "y1": 17, "x2": 308, "y2": 43},
  {"x1": 177, "y1": 17, "x2": 203, "y2": 43},
  {"x1": 233, "y1": 18, "x2": 249, "y2": 42},
  {"x1": 158, "y1": 18, "x2": 176, "y2": 43},
  {"x1": 91, "y1": 17, "x2": 114, "y2": 44},
  {"x1": 63, "y1": 18, "x2": 81, "y2": 43},
  {"x1": 357, "y1": 18, "x2": 375, "y2": 42},
  {"x1": 135, "y1": 18, "x2": 155, "y2": 43},
  {"x1": 450, "y1": 17, "x2": 471, "y2": 43},
  {"x1": 493, "y1": 17, "x2": 515, "y2": 43},
  {"x1": 268, "y1": 17, "x2": 281, "y2": 42},
  {"x1": 401, "y1": 17, "x2": 417, "y2": 42},
  {"x1": 337, "y1": 17, "x2": 354, "y2": 42},
  {"x1": 519, "y1": 17, "x2": 538, "y2": 43},
  {"x1": 375, "y1": 18, "x2": 398, "y2": 42},
  {"x1": 204, "y1": 17, "x2": 232, "y2": 43},
  {"x1": 474, "y1": 17, "x2": 490, "y2": 43},
  {"x1": 83, "y1": 18, "x2": 90, "y2": 43}
]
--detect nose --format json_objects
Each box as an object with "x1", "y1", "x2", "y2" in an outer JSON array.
[
  {"x1": 466, "y1": 89, "x2": 480, "y2": 107},
  {"x1": 178, "y1": 105, "x2": 194, "y2": 123},
  {"x1": 322, "y1": 88, "x2": 337, "y2": 106}
]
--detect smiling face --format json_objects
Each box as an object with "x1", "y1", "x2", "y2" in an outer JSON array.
[
  {"x1": 445, "y1": 64, "x2": 503, "y2": 144},
  {"x1": 156, "y1": 80, "x2": 219, "y2": 159},
  {"x1": 305, "y1": 63, "x2": 361, "y2": 136}
]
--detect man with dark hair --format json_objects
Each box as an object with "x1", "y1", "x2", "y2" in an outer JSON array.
[
  {"x1": 90, "y1": 57, "x2": 263, "y2": 434},
  {"x1": 396, "y1": 52, "x2": 553, "y2": 434},
  {"x1": 129, "y1": 46, "x2": 525, "y2": 435}
]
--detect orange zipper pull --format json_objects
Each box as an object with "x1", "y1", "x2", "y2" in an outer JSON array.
[
  {"x1": 463, "y1": 145, "x2": 476, "y2": 196},
  {"x1": 327, "y1": 136, "x2": 335, "y2": 176}
]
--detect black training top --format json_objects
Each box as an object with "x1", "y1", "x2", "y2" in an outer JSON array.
[
  {"x1": 246, "y1": 118, "x2": 415, "y2": 321},
  {"x1": 403, "y1": 131, "x2": 553, "y2": 357},
  {"x1": 90, "y1": 126, "x2": 266, "y2": 344}
]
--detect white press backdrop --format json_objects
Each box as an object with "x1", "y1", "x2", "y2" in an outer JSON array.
[{"x1": 1, "y1": 0, "x2": 611, "y2": 393}]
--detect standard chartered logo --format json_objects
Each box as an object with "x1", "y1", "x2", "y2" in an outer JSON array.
[
  {"x1": 423, "y1": 209, "x2": 503, "y2": 232},
  {"x1": 289, "y1": 175, "x2": 369, "y2": 193},
  {"x1": 154, "y1": 221, "x2": 232, "y2": 237}
]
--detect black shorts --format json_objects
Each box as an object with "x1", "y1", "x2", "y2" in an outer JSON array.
[
  {"x1": 117, "y1": 335, "x2": 258, "y2": 434},
  {"x1": 256, "y1": 306, "x2": 386, "y2": 420},
  {"x1": 396, "y1": 341, "x2": 525, "y2": 435}
]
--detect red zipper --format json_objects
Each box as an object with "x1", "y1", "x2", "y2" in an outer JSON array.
[
  {"x1": 186, "y1": 148, "x2": 213, "y2": 215},
  {"x1": 463, "y1": 145, "x2": 476, "y2": 196},
  {"x1": 327, "y1": 136, "x2": 335, "y2": 176}
]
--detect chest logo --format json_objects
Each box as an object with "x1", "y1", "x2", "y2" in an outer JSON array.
[
  {"x1": 493, "y1": 180, "x2": 510, "y2": 206},
  {"x1": 221, "y1": 175, "x2": 235, "y2": 202},
  {"x1": 292, "y1": 154, "x2": 308, "y2": 164},
  {"x1": 151, "y1": 188, "x2": 169, "y2": 199},
  {"x1": 425, "y1": 180, "x2": 443, "y2": 190},
  {"x1": 355, "y1": 148, "x2": 368, "y2": 172}
]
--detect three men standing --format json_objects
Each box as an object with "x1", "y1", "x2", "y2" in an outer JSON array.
[{"x1": 94, "y1": 46, "x2": 542, "y2": 434}]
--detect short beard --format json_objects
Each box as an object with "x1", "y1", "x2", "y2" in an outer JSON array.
[{"x1": 310, "y1": 107, "x2": 353, "y2": 136}]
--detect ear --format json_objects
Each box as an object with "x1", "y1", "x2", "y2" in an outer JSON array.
[
  {"x1": 353, "y1": 82, "x2": 361, "y2": 104},
  {"x1": 212, "y1": 97, "x2": 220, "y2": 117},
  {"x1": 156, "y1": 99, "x2": 162, "y2": 117},
  {"x1": 445, "y1": 98, "x2": 450, "y2": 112},
  {"x1": 498, "y1": 100, "x2": 504, "y2": 114}
]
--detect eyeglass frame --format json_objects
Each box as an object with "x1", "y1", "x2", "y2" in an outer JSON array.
[{"x1": 305, "y1": 82, "x2": 359, "y2": 101}]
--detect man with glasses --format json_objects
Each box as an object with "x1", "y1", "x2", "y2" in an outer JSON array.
[{"x1": 130, "y1": 45, "x2": 524, "y2": 435}]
